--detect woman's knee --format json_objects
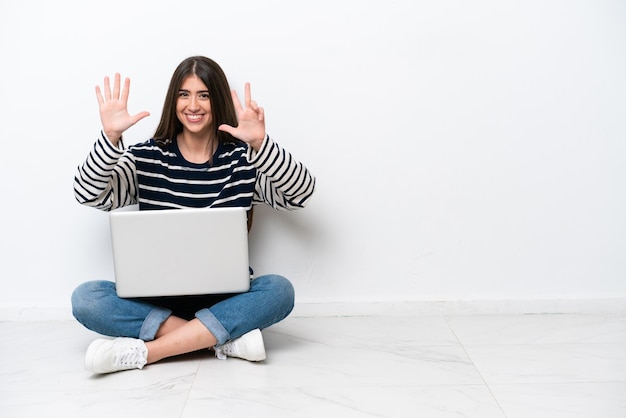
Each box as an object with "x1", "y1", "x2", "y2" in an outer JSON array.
[
  {"x1": 71, "y1": 280, "x2": 116, "y2": 320},
  {"x1": 254, "y1": 274, "x2": 295, "y2": 311}
]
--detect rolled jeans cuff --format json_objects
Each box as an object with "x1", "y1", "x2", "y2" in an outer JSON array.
[
  {"x1": 196, "y1": 308, "x2": 230, "y2": 346},
  {"x1": 139, "y1": 307, "x2": 172, "y2": 341}
]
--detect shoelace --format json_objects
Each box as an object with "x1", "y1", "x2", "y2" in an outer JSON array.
[
  {"x1": 214, "y1": 342, "x2": 236, "y2": 360},
  {"x1": 115, "y1": 347, "x2": 146, "y2": 367}
]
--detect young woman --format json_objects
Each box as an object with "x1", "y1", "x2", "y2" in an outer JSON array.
[{"x1": 72, "y1": 56, "x2": 316, "y2": 374}]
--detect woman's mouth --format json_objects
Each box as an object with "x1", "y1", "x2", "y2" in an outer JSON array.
[{"x1": 186, "y1": 114, "x2": 203, "y2": 122}]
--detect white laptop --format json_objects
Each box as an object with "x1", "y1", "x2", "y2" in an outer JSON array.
[{"x1": 109, "y1": 207, "x2": 251, "y2": 298}]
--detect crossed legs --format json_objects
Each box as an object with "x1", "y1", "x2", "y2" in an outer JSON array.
[{"x1": 72, "y1": 274, "x2": 295, "y2": 372}]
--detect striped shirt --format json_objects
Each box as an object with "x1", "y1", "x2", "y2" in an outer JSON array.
[{"x1": 74, "y1": 132, "x2": 316, "y2": 212}]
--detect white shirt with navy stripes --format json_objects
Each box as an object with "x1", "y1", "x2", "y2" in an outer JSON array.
[{"x1": 74, "y1": 132, "x2": 316, "y2": 212}]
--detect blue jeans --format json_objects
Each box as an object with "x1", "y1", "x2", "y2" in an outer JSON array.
[{"x1": 71, "y1": 274, "x2": 294, "y2": 346}]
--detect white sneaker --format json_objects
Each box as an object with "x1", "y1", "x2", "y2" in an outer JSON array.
[
  {"x1": 85, "y1": 337, "x2": 148, "y2": 374},
  {"x1": 214, "y1": 329, "x2": 266, "y2": 362}
]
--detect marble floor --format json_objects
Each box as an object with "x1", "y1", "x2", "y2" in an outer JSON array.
[{"x1": 1, "y1": 313, "x2": 625, "y2": 417}]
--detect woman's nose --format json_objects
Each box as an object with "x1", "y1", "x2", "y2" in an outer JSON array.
[{"x1": 189, "y1": 95, "x2": 200, "y2": 110}]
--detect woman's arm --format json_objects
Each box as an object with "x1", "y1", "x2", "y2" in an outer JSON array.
[
  {"x1": 218, "y1": 83, "x2": 316, "y2": 210},
  {"x1": 73, "y1": 132, "x2": 138, "y2": 211},
  {"x1": 249, "y1": 135, "x2": 316, "y2": 211},
  {"x1": 74, "y1": 74, "x2": 148, "y2": 211}
]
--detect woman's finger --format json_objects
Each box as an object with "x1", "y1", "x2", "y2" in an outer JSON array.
[
  {"x1": 103, "y1": 76, "x2": 111, "y2": 101},
  {"x1": 95, "y1": 85, "x2": 104, "y2": 105},
  {"x1": 231, "y1": 89, "x2": 243, "y2": 113},
  {"x1": 121, "y1": 77, "x2": 131, "y2": 103},
  {"x1": 112, "y1": 73, "x2": 121, "y2": 100},
  {"x1": 244, "y1": 82, "x2": 251, "y2": 107}
]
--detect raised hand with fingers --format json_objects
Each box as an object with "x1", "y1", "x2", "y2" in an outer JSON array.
[
  {"x1": 218, "y1": 82, "x2": 266, "y2": 151},
  {"x1": 96, "y1": 73, "x2": 150, "y2": 146}
]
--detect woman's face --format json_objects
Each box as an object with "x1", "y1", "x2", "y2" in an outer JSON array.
[{"x1": 176, "y1": 75, "x2": 213, "y2": 136}]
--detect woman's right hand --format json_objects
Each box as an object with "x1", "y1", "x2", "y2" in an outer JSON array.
[{"x1": 96, "y1": 73, "x2": 150, "y2": 146}]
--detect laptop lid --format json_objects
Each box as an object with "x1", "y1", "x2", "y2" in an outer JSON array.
[{"x1": 109, "y1": 207, "x2": 250, "y2": 298}]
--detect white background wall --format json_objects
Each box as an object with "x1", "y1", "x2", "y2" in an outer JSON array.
[{"x1": 1, "y1": 0, "x2": 625, "y2": 318}]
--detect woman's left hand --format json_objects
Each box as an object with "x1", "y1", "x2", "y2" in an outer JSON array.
[{"x1": 218, "y1": 82, "x2": 266, "y2": 151}]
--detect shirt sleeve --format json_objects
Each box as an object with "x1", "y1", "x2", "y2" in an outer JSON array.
[
  {"x1": 247, "y1": 135, "x2": 316, "y2": 211},
  {"x1": 73, "y1": 131, "x2": 138, "y2": 211}
]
